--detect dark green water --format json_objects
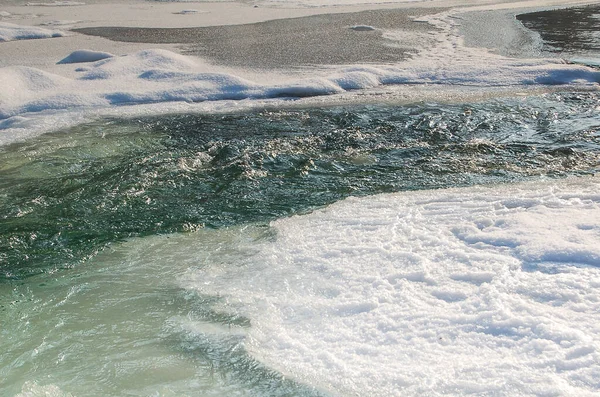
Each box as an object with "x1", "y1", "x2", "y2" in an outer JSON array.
[
  {"x1": 1, "y1": 92, "x2": 599, "y2": 281},
  {"x1": 517, "y1": 4, "x2": 600, "y2": 56}
]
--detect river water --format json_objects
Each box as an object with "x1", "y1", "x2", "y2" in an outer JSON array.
[{"x1": 1, "y1": 5, "x2": 600, "y2": 397}]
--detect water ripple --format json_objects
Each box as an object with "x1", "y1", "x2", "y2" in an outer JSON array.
[{"x1": 1, "y1": 92, "x2": 599, "y2": 280}]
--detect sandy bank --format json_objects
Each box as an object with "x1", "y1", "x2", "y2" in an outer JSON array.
[
  {"x1": 73, "y1": 8, "x2": 443, "y2": 70},
  {"x1": 0, "y1": 0, "x2": 597, "y2": 73}
]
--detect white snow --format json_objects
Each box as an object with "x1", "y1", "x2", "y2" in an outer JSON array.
[
  {"x1": 183, "y1": 176, "x2": 600, "y2": 396},
  {"x1": 349, "y1": 24, "x2": 376, "y2": 31},
  {"x1": 0, "y1": 1, "x2": 599, "y2": 146},
  {"x1": 0, "y1": 22, "x2": 66, "y2": 42},
  {"x1": 26, "y1": 1, "x2": 85, "y2": 6},
  {"x1": 57, "y1": 49, "x2": 114, "y2": 64},
  {"x1": 39, "y1": 20, "x2": 80, "y2": 26},
  {"x1": 1, "y1": 43, "x2": 599, "y2": 144}
]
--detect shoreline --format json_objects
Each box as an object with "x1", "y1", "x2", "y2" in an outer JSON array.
[
  {"x1": 1, "y1": 0, "x2": 600, "y2": 145},
  {"x1": 1, "y1": 0, "x2": 599, "y2": 72},
  {"x1": 0, "y1": 0, "x2": 596, "y2": 70}
]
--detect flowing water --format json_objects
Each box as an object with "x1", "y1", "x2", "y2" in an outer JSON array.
[
  {"x1": 2, "y1": 92, "x2": 600, "y2": 396},
  {"x1": 517, "y1": 4, "x2": 600, "y2": 57},
  {"x1": 2, "y1": 93, "x2": 599, "y2": 281}
]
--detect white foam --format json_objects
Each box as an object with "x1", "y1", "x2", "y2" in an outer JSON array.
[
  {"x1": 14, "y1": 382, "x2": 73, "y2": 397},
  {"x1": 183, "y1": 176, "x2": 600, "y2": 396},
  {"x1": 0, "y1": 22, "x2": 66, "y2": 42},
  {"x1": 26, "y1": 1, "x2": 85, "y2": 6}
]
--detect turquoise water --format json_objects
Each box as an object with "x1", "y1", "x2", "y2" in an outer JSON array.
[{"x1": 1, "y1": 92, "x2": 600, "y2": 282}]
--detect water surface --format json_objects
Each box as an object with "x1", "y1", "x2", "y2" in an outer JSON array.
[
  {"x1": 1, "y1": 92, "x2": 600, "y2": 397},
  {"x1": 1, "y1": 92, "x2": 599, "y2": 281},
  {"x1": 517, "y1": 5, "x2": 600, "y2": 57}
]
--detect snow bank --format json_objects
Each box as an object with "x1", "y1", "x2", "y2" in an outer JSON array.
[
  {"x1": 183, "y1": 176, "x2": 600, "y2": 396},
  {"x1": 1, "y1": 8, "x2": 600, "y2": 143},
  {"x1": 0, "y1": 22, "x2": 66, "y2": 42},
  {"x1": 1, "y1": 46, "x2": 598, "y2": 130}
]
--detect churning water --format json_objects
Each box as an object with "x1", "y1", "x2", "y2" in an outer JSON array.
[{"x1": 2, "y1": 93, "x2": 599, "y2": 281}]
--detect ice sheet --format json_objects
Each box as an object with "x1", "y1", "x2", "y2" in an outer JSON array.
[{"x1": 183, "y1": 176, "x2": 600, "y2": 396}]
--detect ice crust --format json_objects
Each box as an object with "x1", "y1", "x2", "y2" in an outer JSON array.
[{"x1": 184, "y1": 176, "x2": 600, "y2": 396}]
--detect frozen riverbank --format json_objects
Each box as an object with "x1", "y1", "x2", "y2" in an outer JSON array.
[{"x1": 1, "y1": 0, "x2": 600, "y2": 145}]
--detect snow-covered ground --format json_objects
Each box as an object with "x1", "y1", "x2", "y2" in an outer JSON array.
[
  {"x1": 0, "y1": 21, "x2": 65, "y2": 42},
  {"x1": 1, "y1": 0, "x2": 599, "y2": 145}
]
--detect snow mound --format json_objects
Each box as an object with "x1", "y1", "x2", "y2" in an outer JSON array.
[
  {"x1": 78, "y1": 48, "x2": 200, "y2": 79},
  {"x1": 0, "y1": 66, "x2": 69, "y2": 101},
  {"x1": 0, "y1": 22, "x2": 66, "y2": 42},
  {"x1": 57, "y1": 49, "x2": 115, "y2": 64},
  {"x1": 350, "y1": 25, "x2": 376, "y2": 31}
]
